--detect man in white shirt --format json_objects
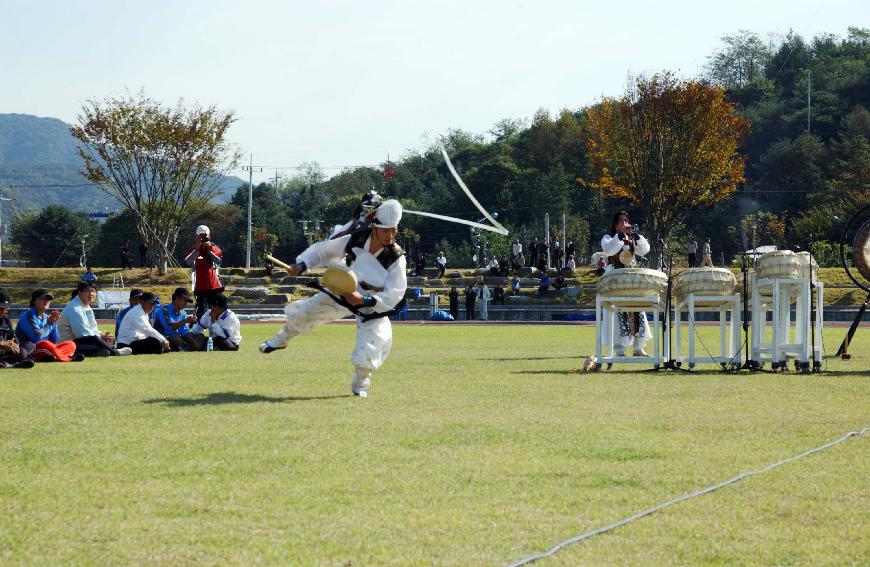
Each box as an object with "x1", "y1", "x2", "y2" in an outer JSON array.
[
  {"x1": 435, "y1": 251, "x2": 447, "y2": 277},
  {"x1": 702, "y1": 238, "x2": 713, "y2": 267},
  {"x1": 58, "y1": 282, "x2": 130, "y2": 357},
  {"x1": 259, "y1": 199, "x2": 407, "y2": 398},
  {"x1": 116, "y1": 292, "x2": 169, "y2": 354},
  {"x1": 191, "y1": 294, "x2": 241, "y2": 351}
]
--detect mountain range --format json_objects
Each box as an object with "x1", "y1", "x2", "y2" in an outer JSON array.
[{"x1": 0, "y1": 113, "x2": 245, "y2": 214}]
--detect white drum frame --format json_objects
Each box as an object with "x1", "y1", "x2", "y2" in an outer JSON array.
[
  {"x1": 673, "y1": 294, "x2": 741, "y2": 369},
  {"x1": 751, "y1": 278, "x2": 824, "y2": 370},
  {"x1": 595, "y1": 294, "x2": 662, "y2": 369}
]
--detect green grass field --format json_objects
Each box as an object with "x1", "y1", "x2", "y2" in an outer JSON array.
[{"x1": 1, "y1": 324, "x2": 868, "y2": 566}]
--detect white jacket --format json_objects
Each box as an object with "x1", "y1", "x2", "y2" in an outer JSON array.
[
  {"x1": 600, "y1": 233, "x2": 650, "y2": 272},
  {"x1": 191, "y1": 309, "x2": 242, "y2": 344},
  {"x1": 117, "y1": 304, "x2": 167, "y2": 346},
  {"x1": 297, "y1": 232, "x2": 407, "y2": 314}
]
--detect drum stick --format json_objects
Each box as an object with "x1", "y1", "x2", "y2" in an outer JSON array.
[{"x1": 265, "y1": 254, "x2": 293, "y2": 271}]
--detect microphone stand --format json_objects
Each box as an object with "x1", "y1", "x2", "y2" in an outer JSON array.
[
  {"x1": 808, "y1": 234, "x2": 821, "y2": 373},
  {"x1": 660, "y1": 245, "x2": 690, "y2": 372}
]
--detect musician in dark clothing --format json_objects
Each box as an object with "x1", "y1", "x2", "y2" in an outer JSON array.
[
  {"x1": 464, "y1": 285, "x2": 476, "y2": 321},
  {"x1": 448, "y1": 286, "x2": 459, "y2": 320}
]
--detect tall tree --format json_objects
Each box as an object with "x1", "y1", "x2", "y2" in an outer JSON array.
[
  {"x1": 705, "y1": 30, "x2": 775, "y2": 89},
  {"x1": 10, "y1": 205, "x2": 99, "y2": 267},
  {"x1": 71, "y1": 91, "x2": 240, "y2": 274},
  {"x1": 583, "y1": 72, "x2": 749, "y2": 265}
]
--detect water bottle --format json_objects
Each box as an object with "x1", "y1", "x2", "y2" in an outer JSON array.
[{"x1": 206, "y1": 336, "x2": 213, "y2": 352}]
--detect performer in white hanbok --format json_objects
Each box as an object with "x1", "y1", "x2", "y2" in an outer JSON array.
[
  {"x1": 600, "y1": 210, "x2": 652, "y2": 356},
  {"x1": 259, "y1": 199, "x2": 407, "y2": 398}
]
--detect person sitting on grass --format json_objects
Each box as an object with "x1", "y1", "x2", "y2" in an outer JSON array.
[
  {"x1": 116, "y1": 292, "x2": 169, "y2": 355},
  {"x1": 190, "y1": 294, "x2": 242, "y2": 351},
  {"x1": 553, "y1": 273, "x2": 568, "y2": 290},
  {"x1": 115, "y1": 288, "x2": 143, "y2": 338},
  {"x1": 152, "y1": 287, "x2": 202, "y2": 352},
  {"x1": 15, "y1": 289, "x2": 83, "y2": 363},
  {"x1": 0, "y1": 291, "x2": 35, "y2": 368},
  {"x1": 58, "y1": 282, "x2": 131, "y2": 357},
  {"x1": 538, "y1": 272, "x2": 551, "y2": 295},
  {"x1": 488, "y1": 256, "x2": 500, "y2": 276}
]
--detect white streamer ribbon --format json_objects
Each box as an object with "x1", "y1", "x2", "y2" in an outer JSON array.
[{"x1": 403, "y1": 145, "x2": 509, "y2": 235}]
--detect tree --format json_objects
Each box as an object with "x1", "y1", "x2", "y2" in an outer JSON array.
[
  {"x1": 71, "y1": 91, "x2": 240, "y2": 274},
  {"x1": 10, "y1": 205, "x2": 99, "y2": 267},
  {"x1": 583, "y1": 72, "x2": 750, "y2": 266},
  {"x1": 705, "y1": 30, "x2": 775, "y2": 89}
]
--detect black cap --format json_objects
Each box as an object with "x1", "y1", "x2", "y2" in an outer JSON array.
[
  {"x1": 172, "y1": 287, "x2": 192, "y2": 302},
  {"x1": 139, "y1": 291, "x2": 157, "y2": 303},
  {"x1": 129, "y1": 288, "x2": 144, "y2": 300},
  {"x1": 0, "y1": 290, "x2": 10, "y2": 307},
  {"x1": 30, "y1": 289, "x2": 55, "y2": 306},
  {"x1": 207, "y1": 293, "x2": 228, "y2": 309}
]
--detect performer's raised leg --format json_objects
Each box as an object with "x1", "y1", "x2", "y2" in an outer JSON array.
[{"x1": 260, "y1": 292, "x2": 350, "y2": 353}]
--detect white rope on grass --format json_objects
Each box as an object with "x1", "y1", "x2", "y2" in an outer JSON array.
[{"x1": 505, "y1": 425, "x2": 870, "y2": 567}]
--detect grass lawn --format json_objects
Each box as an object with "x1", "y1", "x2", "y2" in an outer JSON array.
[{"x1": 1, "y1": 324, "x2": 868, "y2": 565}]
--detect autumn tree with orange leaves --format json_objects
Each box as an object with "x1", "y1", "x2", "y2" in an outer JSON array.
[{"x1": 583, "y1": 72, "x2": 750, "y2": 267}]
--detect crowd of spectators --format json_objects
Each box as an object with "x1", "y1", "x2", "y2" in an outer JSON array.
[{"x1": 0, "y1": 281, "x2": 243, "y2": 369}]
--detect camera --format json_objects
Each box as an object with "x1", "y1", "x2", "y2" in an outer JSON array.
[{"x1": 198, "y1": 234, "x2": 210, "y2": 243}]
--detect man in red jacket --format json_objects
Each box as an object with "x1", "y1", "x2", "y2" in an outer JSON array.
[{"x1": 185, "y1": 225, "x2": 224, "y2": 319}]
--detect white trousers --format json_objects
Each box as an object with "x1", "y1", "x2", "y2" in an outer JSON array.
[
  {"x1": 602, "y1": 309, "x2": 652, "y2": 353},
  {"x1": 274, "y1": 292, "x2": 394, "y2": 370}
]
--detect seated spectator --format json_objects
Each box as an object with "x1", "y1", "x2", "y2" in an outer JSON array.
[
  {"x1": 510, "y1": 276, "x2": 520, "y2": 295},
  {"x1": 413, "y1": 251, "x2": 426, "y2": 277},
  {"x1": 498, "y1": 256, "x2": 509, "y2": 277},
  {"x1": 115, "y1": 288, "x2": 143, "y2": 338},
  {"x1": 264, "y1": 259, "x2": 275, "y2": 277},
  {"x1": 538, "y1": 273, "x2": 551, "y2": 295},
  {"x1": 0, "y1": 291, "x2": 34, "y2": 368},
  {"x1": 116, "y1": 292, "x2": 169, "y2": 355},
  {"x1": 564, "y1": 254, "x2": 576, "y2": 273},
  {"x1": 553, "y1": 273, "x2": 568, "y2": 290},
  {"x1": 59, "y1": 282, "x2": 130, "y2": 357},
  {"x1": 81, "y1": 266, "x2": 98, "y2": 285},
  {"x1": 434, "y1": 252, "x2": 447, "y2": 277},
  {"x1": 493, "y1": 286, "x2": 505, "y2": 305},
  {"x1": 152, "y1": 287, "x2": 202, "y2": 352},
  {"x1": 595, "y1": 255, "x2": 607, "y2": 276},
  {"x1": 16, "y1": 289, "x2": 82, "y2": 362},
  {"x1": 190, "y1": 294, "x2": 242, "y2": 351},
  {"x1": 488, "y1": 256, "x2": 500, "y2": 276}
]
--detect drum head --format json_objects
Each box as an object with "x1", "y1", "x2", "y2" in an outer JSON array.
[{"x1": 322, "y1": 266, "x2": 359, "y2": 295}]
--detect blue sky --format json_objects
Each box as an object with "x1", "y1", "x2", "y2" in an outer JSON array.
[{"x1": 1, "y1": 0, "x2": 866, "y2": 182}]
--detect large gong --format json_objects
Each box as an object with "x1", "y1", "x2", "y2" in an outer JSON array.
[{"x1": 836, "y1": 203, "x2": 870, "y2": 356}]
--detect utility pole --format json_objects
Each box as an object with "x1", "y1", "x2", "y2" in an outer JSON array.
[
  {"x1": 242, "y1": 154, "x2": 262, "y2": 268},
  {"x1": 544, "y1": 212, "x2": 551, "y2": 270},
  {"x1": 0, "y1": 183, "x2": 12, "y2": 268}
]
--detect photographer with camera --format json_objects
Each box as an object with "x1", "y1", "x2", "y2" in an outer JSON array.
[{"x1": 184, "y1": 225, "x2": 224, "y2": 319}]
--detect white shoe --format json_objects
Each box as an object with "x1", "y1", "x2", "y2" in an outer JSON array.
[
  {"x1": 259, "y1": 339, "x2": 285, "y2": 354},
  {"x1": 352, "y1": 368, "x2": 371, "y2": 397},
  {"x1": 117, "y1": 347, "x2": 133, "y2": 356},
  {"x1": 634, "y1": 349, "x2": 649, "y2": 357}
]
